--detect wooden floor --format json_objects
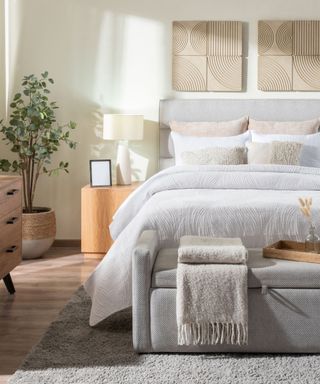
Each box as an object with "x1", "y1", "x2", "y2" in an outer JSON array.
[{"x1": 0, "y1": 248, "x2": 101, "y2": 384}]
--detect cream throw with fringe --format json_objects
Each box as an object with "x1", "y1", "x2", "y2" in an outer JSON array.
[{"x1": 177, "y1": 236, "x2": 248, "y2": 346}]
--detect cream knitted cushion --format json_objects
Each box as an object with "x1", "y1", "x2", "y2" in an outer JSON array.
[
  {"x1": 181, "y1": 147, "x2": 247, "y2": 165},
  {"x1": 270, "y1": 141, "x2": 303, "y2": 165}
]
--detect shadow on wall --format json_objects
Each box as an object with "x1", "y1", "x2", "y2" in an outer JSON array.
[
  {"x1": 88, "y1": 108, "x2": 117, "y2": 184},
  {"x1": 3, "y1": 0, "x2": 169, "y2": 238},
  {"x1": 6, "y1": 0, "x2": 168, "y2": 176},
  {"x1": 131, "y1": 120, "x2": 159, "y2": 181},
  {"x1": 89, "y1": 111, "x2": 159, "y2": 183},
  {"x1": 86, "y1": 112, "x2": 160, "y2": 184}
]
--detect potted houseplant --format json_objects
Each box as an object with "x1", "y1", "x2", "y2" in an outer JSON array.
[{"x1": 0, "y1": 72, "x2": 76, "y2": 259}]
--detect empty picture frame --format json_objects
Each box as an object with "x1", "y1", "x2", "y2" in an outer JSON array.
[{"x1": 89, "y1": 159, "x2": 112, "y2": 187}]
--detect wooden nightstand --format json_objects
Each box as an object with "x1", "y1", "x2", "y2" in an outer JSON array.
[{"x1": 81, "y1": 182, "x2": 141, "y2": 255}]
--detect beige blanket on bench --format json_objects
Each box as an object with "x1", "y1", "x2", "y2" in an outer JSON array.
[{"x1": 177, "y1": 236, "x2": 248, "y2": 346}]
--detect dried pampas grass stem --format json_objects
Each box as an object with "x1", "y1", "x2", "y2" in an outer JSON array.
[{"x1": 298, "y1": 197, "x2": 313, "y2": 222}]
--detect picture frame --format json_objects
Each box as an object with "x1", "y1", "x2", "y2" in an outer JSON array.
[{"x1": 89, "y1": 159, "x2": 112, "y2": 187}]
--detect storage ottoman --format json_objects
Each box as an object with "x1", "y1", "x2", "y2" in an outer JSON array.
[{"x1": 132, "y1": 230, "x2": 320, "y2": 353}]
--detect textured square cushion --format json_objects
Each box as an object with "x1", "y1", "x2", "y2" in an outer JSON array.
[
  {"x1": 249, "y1": 118, "x2": 320, "y2": 135},
  {"x1": 180, "y1": 146, "x2": 247, "y2": 165},
  {"x1": 247, "y1": 141, "x2": 302, "y2": 165},
  {"x1": 170, "y1": 117, "x2": 248, "y2": 137},
  {"x1": 270, "y1": 141, "x2": 302, "y2": 165},
  {"x1": 171, "y1": 131, "x2": 251, "y2": 165}
]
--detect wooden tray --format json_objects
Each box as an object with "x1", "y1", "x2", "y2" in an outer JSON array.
[{"x1": 263, "y1": 240, "x2": 320, "y2": 264}]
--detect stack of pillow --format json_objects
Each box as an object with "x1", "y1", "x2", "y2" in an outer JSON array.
[{"x1": 170, "y1": 117, "x2": 320, "y2": 167}]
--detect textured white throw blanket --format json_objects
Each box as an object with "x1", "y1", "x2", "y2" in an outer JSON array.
[
  {"x1": 178, "y1": 236, "x2": 248, "y2": 264},
  {"x1": 177, "y1": 236, "x2": 248, "y2": 346}
]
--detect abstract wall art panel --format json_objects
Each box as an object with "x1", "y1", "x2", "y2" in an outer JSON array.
[
  {"x1": 172, "y1": 21, "x2": 243, "y2": 92},
  {"x1": 207, "y1": 21, "x2": 242, "y2": 56},
  {"x1": 173, "y1": 21, "x2": 207, "y2": 56},
  {"x1": 258, "y1": 21, "x2": 293, "y2": 56},
  {"x1": 172, "y1": 56, "x2": 206, "y2": 91},
  {"x1": 258, "y1": 56, "x2": 292, "y2": 91},
  {"x1": 293, "y1": 21, "x2": 320, "y2": 56},
  {"x1": 293, "y1": 56, "x2": 320, "y2": 90},
  {"x1": 207, "y1": 56, "x2": 242, "y2": 91},
  {"x1": 258, "y1": 20, "x2": 320, "y2": 91}
]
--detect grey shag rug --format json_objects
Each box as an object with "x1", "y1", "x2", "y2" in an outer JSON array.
[{"x1": 9, "y1": 287, "x2": 320, "y2": 384}]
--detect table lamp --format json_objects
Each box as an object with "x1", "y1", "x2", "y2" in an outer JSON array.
[{"x1": 103, "y1": 114, "x2": 144, "y2": 185}]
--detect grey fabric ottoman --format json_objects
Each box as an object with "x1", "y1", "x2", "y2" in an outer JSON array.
[{"x1": 132, "y1": 230, "x2": 320, "y2": 353}]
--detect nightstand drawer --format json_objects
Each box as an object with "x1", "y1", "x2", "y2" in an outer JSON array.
[
  {"x1": 0, "y1": 207, "x2": 22, "y2": 249},
  {"x1": 0, "y1": 236, "x2": 22, "y2": 279},
  {"x1": 0, "y1": 180, "x2": 22, "y2": 216}
]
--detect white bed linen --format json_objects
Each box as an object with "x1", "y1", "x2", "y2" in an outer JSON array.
[{"x1": 84, "y1": 165, "x2": 320, "y2": 326}]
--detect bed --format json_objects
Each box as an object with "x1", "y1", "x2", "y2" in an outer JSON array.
[{"x1": 84, "y1": 98, "x2": 320, "y2": 328}]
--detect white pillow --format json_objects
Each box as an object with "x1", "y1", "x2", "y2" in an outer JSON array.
[
  {"x1": 251, "y1": 131, "x2": 320, "y2": 168},
  {"x1": 171, "y1": 131, "x2": 251, "y2": 165},
  {"x1": 251, "y1": 131, "x2": 320, "y2": 144}
]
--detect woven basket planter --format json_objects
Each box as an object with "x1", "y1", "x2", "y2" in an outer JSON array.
[{"x1": 22, "y1": 208, "x2": 56, "y2": 259}]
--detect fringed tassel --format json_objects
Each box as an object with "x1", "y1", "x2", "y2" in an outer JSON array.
[{"x1": 178, "y1": 322, "x2": 248, "y2": 346}]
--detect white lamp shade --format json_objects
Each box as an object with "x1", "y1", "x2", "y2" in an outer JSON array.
[{"x1": 103, "y1": 114, "x2": 144, "y2": 141}]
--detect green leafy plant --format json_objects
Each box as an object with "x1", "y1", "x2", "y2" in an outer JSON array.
[{"x1": 0, "y1": 72, "x2": 76, "y2": 213}]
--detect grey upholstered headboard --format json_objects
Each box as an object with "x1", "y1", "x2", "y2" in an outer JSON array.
[{"x1": 159, "y1": 98, "x2": 320, "y2": 170}]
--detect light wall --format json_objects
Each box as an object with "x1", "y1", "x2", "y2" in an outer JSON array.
[
  {"x1": 1, "y1": 0, "x2": 320, "y2": 239},
  {"x1": 0, "y1": 0, "x2": 5, "y2": 117}
]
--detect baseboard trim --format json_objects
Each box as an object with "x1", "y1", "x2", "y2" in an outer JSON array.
[{"x1": 53, "y1": 239, "x2": 81, "y2": 247}]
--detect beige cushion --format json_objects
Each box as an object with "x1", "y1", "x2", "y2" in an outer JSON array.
[
  {"x1": 170, "y1": 116, "x2": 248, "y2": 137},
  {"x1": 270, "y1": 141, "x2": 303, "y2": 165},
  {"x1": 247, "y1": 142, "x2": 302, "y2": 165},
  {"x1": 249, "y1": 118, "x2": 320, "y2": 135},
  {"x1": 180, "y1": 147, "x2": 247, "y2": 165},
  {"x1": 246, "y1": 142, "x2": 271, "y2": 164}
]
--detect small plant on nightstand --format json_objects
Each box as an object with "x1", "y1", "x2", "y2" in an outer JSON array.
[{"x1": 0, "y1": 71, "x2": 77, "y2": 259}]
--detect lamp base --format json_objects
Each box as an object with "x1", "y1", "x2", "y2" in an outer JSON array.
[{"x1": 116, "y1": 144, "x2": 132, "y2": 185}]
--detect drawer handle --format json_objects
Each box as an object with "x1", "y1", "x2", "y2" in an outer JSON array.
[
  {"x1": 6, "y1": 189, "x2": 19, "y2": 196},
  {"x1": 6, "y1": 217, "x2": 18, "y2": 225},
  {"x1": 5, "y1": 246, "x2": 17, "y2": 253}
]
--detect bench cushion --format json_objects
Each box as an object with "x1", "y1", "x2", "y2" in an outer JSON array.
[{"x1": 152, "y1": 248, "x2": 320, "y2": 288}]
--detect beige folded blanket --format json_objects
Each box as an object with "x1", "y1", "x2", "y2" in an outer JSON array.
[
  {"x1": 177, "y1": 236, "x2": 248, "y2": 346},
  {"x1": 178, "y1": 236, "x2": 248, "y2": 264}
]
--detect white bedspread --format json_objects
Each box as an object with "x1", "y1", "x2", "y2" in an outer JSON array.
[{"x1": 84, "y1": 165, "x2": 320, "y2": 326}]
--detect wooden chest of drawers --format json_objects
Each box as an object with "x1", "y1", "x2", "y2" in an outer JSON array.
[{"x1": 0, "y1": 176, "x2": 22, "y2": 292}]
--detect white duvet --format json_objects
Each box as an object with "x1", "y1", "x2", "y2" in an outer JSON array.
[{"x1": 84, "y1": 165, "x2": 320, "y2": 326}]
